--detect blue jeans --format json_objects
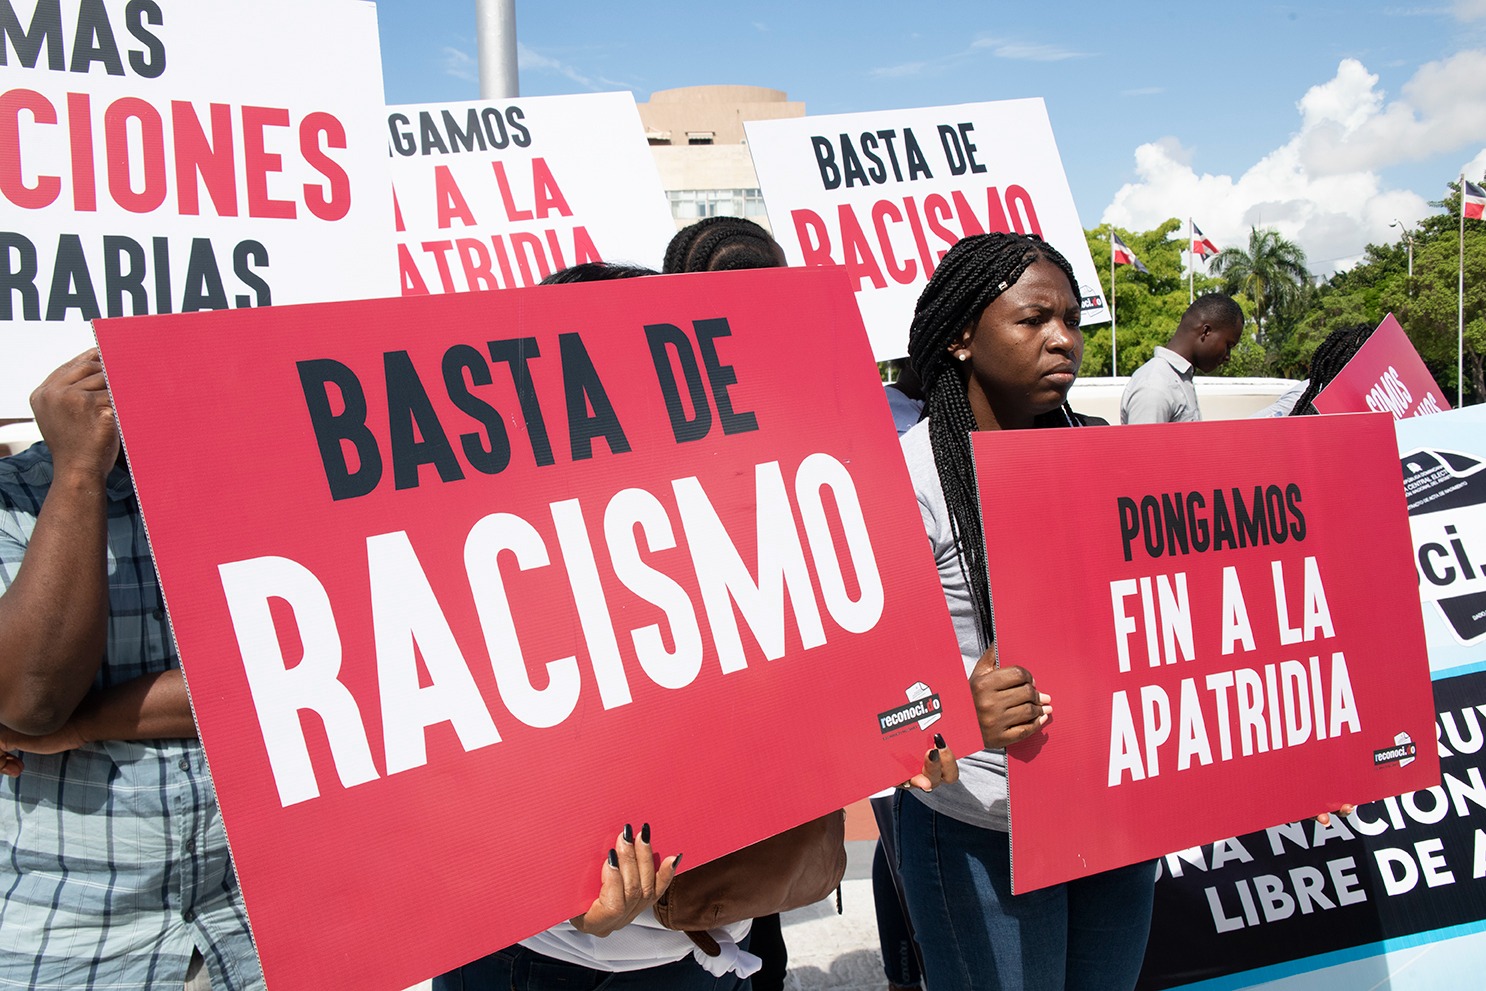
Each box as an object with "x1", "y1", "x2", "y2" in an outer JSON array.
[
  {"x1": 432, "y1": 943, "x2": 753, "y2": 991},
  {"x1": 870, "y1": 795, "x2": 922, "y2": 988},
  {"x1": 893, "y1": 793, "x2": 1155, "y2": 991}
]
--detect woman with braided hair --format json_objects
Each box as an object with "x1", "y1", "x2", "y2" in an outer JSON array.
[
  {"x1": 662, "y1": 216, "x2": 786, "y2": 274},
  {"x1": 1285, "y1": 323, "x2": 1377, "y2": 417},
  {"x1": 893, "y1": 232, "x2": 1155, "y2": 991}
]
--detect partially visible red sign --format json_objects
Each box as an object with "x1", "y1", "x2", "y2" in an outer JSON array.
[
  {"x1": 93, "y1": 267, "x2": 978, "y2": 991},
  {"x1": 973, "y1": 415, "x2": 1439, "y2": 893},
  {"x1": 1312, "y1": 314, "x2": 1450, "y2": 418}
]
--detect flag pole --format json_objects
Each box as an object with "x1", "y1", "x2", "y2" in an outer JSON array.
[
  {"x1": 1110, "y1": 230, "x2": 1118, "y2": 376},
  {"x1": 1188, "y1": 218, "x2": 1194, "y2": 304},
  {"x1": 1461, "y1": 174, "x2": 1467, "y2": 408}
]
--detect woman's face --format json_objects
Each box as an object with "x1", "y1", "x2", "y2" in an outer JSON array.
[{"x1": 949, "y1": 258, "x2": 1083, "y2": 431}]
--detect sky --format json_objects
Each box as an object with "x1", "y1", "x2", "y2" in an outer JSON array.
[{"x1": 373, "y1": 1, "x2": 1486, "y2": 275}]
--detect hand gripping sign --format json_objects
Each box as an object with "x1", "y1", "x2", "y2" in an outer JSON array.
[
  {"x1": 971, "y1": 415, "x2": 1440, "y2": 893},
  {"x1": 94, "y1": 265, "x2": 978, "y2": 991}
]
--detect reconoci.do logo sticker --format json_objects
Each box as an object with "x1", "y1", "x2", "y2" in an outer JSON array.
[
  {"x1": 1374, "y1": 731, "x2": 1418, "y2": 768},
  {"x1": 878, "y1": 681, "x2": 942, "y2": 735}
]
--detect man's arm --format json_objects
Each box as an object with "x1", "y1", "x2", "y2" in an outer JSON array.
[
  {"x1": 0, "y1": 351, "x2": 121, "y2": 735},
  {"x1": 1, "y1": 670, "x2": 196, "y2": 766}
]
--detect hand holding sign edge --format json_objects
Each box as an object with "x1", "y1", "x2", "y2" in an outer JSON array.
[
  {"x1": 569, "y1": 824, "x2": 679, "y2": 938},
  {"x1": 969, "y1": 644, "x2": 1052, "y2": 750}
]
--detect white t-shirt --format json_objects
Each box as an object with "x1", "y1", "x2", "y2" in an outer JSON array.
[{"x1": 520, "y1": 909, "x2": 753, "y2": 975}]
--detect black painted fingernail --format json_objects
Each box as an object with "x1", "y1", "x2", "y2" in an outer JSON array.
[
  {"x1": 934, "y1": 733, "x2": 947, "y2": 750},
  {"x1": 622, "y1": 823, "x2": 633, "y2": 844},
  {"x1": 673, "y1": 853, "x2": 683, "y2": 870},
  {"x1": 607, "y1": 848, "x2": 619, "y2": 869},
  {"x1": 928, "y1": 749, "x2": 940, "y2": 763},
  {"x1": 640, "y1": 822, "x2": 651, "y2": 844}
]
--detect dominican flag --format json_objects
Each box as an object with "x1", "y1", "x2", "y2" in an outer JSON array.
[
  {"x1": 1112, "y1": 232, "x2": 1149, "y2": 273},
  {"x1": 1192, "y1": 223, "x2": 1219, "y2": 258},
  {"x1": 1464, "y1": 180, "x2": 1486, "y2": 221}
]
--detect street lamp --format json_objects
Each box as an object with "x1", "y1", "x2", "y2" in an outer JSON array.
[{"x1": 1389, "y1": 219, "x2": 1414, "y2": 282}]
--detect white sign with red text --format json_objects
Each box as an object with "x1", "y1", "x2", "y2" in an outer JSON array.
[
  {"x1": 0, "y1": 0, "x2": 396, "y2": 415},
  {"x1": 745, "y1": 99, "x2": 1108, "y2": 359},
  {"x1": 388, "y1": 92, "x2": 677, "y2": 294}
]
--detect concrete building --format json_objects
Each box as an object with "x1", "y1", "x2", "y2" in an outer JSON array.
[{"x1": 636, "y1": 85, "x2": 805, "y2": 232}]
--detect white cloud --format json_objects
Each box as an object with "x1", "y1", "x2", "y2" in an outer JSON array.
[
  {"x1": 970, "y1": 38, "x2": 1088, "y2": 61},
  {"x1": 870, "y1": 60, "x2": 931, "y2": 79},
  {"x1": 1297, "y1": 52, "x2": 1486, "y2": 175},
  {"x1": 1456, "y1": 0, "x2": 1486, "y2": 19},
  {"x1": 441, "y1": 46, "x2": 476, "y2": 82},
  {"x1": 1465, "y1": 148, "x2": 1486, "y2": 181},
  {"x1": 870, "y1": 35, "x2": 1087, "y2": 77},
  {"x1": 1102, "y1": 55, "x2": 1472, "y2": 274},
  {"x1": 515, "y1": 43, "x2": 629, "y2": 91}
]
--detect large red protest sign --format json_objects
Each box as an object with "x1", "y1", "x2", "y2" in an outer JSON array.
[
  {"x1": 93, "y1": 266, "x2": 977, "y2": 991},
  {"x1": 0, "y1": 0, "x2": 396, "y2": 415},
  {"x1": 1312, "y1": 314, "x2": 1450, "y2": 418},
  {"x1": 973, "y1": 415, "x2": 1439, "y2": 893}
]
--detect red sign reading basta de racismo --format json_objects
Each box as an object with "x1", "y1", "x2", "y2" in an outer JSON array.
[{"x1": 94, "y1": 266, "x2": 978, "y2": 991}]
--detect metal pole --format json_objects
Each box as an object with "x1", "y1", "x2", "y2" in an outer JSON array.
[
  {"x1": 1391, "y1": 219, "x2": 1414, "y2": 283},
  {"x1": 1188, "y1": 218, "x2": 1194, "y2": 304},
  {"x1": 1110, "y1": 230, "x2": 1118, "y2": 376},
  {"x1": 476, "y1": 0, "x2": 519, "y2": 99},
  {"x1": 1460, "y1": 176, "x2": 1467, "y2": 407}
]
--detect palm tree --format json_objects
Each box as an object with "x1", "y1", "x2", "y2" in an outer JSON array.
[{"x1": 1210, "y1": 227, "x2": 1311, "y2": 341}]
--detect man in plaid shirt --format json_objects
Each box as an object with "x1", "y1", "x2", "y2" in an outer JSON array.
[{"x1": 0, "y1": 352, "x2": 263, "y2": 990}]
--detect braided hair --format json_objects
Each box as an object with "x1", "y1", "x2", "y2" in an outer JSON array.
[
  {"x1": 1287, "y1": 323, "x2": 1375, "y2": 416},
  {"x1": 662, "y1": 216, "x2": 783, "y2": 273},
  {"x1": 540, "y1": 261, "x2": 657, "y2": 285},
  {"x1": 906, "y1": 233, "x2": 1082, "y2": 644}
]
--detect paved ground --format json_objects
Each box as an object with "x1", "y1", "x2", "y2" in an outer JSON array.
[{"x1": 776, "y1": 841, "x2": 888, "y2": 991}]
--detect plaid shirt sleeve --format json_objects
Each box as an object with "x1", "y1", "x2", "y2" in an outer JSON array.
[{"x1": 0, "y1": 445, "x2": 264, "y2": 990}]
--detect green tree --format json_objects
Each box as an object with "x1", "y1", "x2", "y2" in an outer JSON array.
[
  {"x1": 1384, "y1": 180, "x2": 1486, "y2": 405},
  {"x1": 1283, "y1": 239, "x2": 1412, "y2": 379},
  {"x1": 1083, "y1": 179, "x2": 1484, "y2": 403},
  {"x1": 1082, "y1": 219, "x2": 1224, "y2": 376},
  {"x1": 1210, "y1": 227, "x2": 1312, "y2": 343},
  {"x1": 1281, "y1": 179, "x2": 1485, "y2": 404}
]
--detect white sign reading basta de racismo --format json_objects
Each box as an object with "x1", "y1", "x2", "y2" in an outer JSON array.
[{"x1": 746, "y1": 99, "x2": 1108, "y2": 360}]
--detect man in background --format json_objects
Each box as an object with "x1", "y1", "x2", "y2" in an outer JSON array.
[{"x1": 1121, "y1": 294, "x2": 1245, "y2": 424}]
